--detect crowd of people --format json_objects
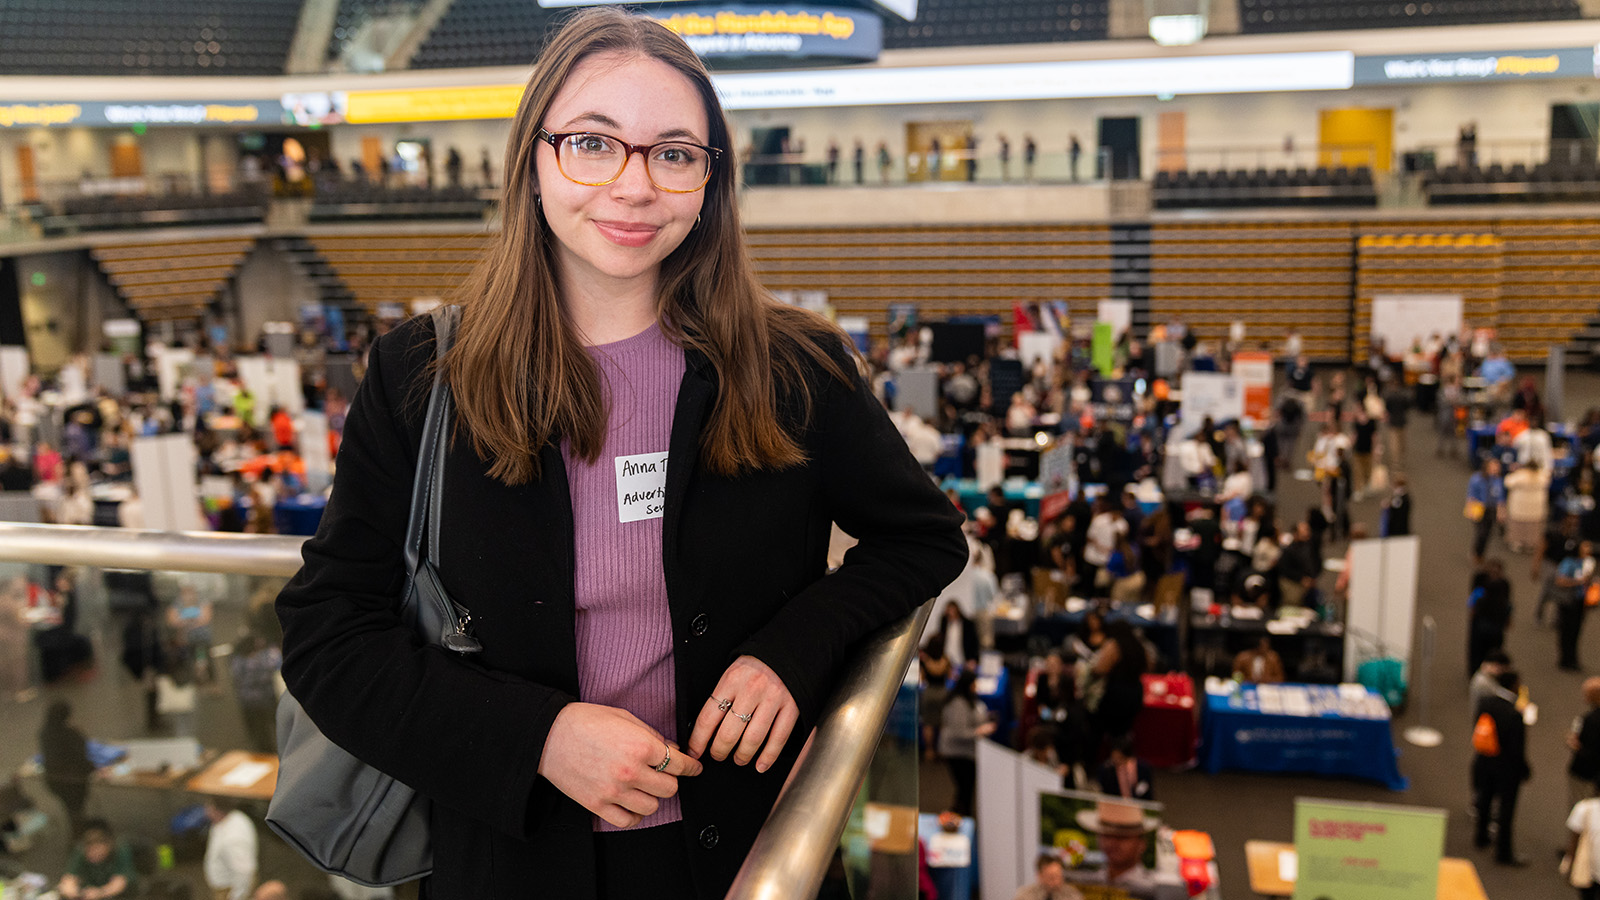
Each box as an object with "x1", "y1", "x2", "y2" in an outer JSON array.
[
  {"x1": 13, "y1": 298, "x2": 1600, "y2": 894},
  {"x1": 877, "y1": 309, "x2": 1600, "y2": 890},
  {"x1": 0, "y1": 326, "x2": 375, "y2": 897}
]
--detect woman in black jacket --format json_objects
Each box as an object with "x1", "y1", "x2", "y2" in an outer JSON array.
[{"x1": 275, "y1": 10, "x2": 966, "y2": 900}]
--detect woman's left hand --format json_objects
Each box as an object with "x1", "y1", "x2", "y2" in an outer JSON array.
[{"x1": 687, "y1": 655, "x2": 799, "y2": 774}]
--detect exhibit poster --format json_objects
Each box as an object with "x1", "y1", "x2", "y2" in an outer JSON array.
[
  {"x1": 1038, "y1": 790, "x2": 1185, "y2": 899},
  {"x1": 1292, "y1": 798, "x2": 1445, "y2": 900}
]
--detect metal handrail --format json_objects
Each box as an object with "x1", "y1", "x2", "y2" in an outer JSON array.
[
  {"x1": 0, "y1": 522, "x2": 930, "y2": 900},
  {"x1": 726, "y1": 600, "x2": 931, "y2": 900},
  {"x1": 0, "y1": 522, "x2": 306, "y2": 575}
]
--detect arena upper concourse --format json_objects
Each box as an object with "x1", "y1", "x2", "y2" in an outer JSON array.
[{"x1": 5, "y1": 1, "x2": 1600, "y2": 898}]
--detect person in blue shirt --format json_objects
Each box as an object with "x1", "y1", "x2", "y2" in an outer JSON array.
[
  {"x1": 1478, "y1": 349, "x2": 1517, "y2": 412},
  {"x1": 1468, "y1": 458, "x2": 1507, "y2": 566}
]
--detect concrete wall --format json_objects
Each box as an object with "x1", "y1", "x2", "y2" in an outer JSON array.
[
  {"x1": 11, "y1": 249, "x2": 123, "y2": 371},
  {"x1": 234, "y1": 241, "x2": 317, "y2": 346}
]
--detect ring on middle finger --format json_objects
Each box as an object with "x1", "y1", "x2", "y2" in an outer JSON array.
[
  {"x1": 731, "y1": 710, "x2": 753, "y2": 723},
  {"x1": 716, "y1": 697, "x2": 733, "y2": 712}
]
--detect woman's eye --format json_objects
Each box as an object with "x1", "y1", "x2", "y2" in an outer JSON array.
[
  {"x1": 655, "y1": 145, "x2": 700, "y2": 167},
  {"x1": 570, "y1": 135, "x2": 614, "y2": 155}
]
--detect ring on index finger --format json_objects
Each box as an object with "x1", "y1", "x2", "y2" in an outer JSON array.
[
  {"x1": 716, "y1": 697, "x2": 733, "y2": 713},
  {"x1": 653, "y1": 744, "x2": 672, "y2": 773}
]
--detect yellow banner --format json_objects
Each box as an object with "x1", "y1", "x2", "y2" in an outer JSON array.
[
  {"x1": 1495, "y1": 54, "x2": 1560, "y2": 76},
  {"x1": 204, "y1": 104, "x2": 261, "y2": 123},
  {"x1": 656, "y1": 9, "x2": 856, "y2": 39},
  {"x1": 344, "y1": 85, "x2": 524, "y2": 124},
  {"x1": 0, "y1": 103, "x2": 82, "y2": 128}
]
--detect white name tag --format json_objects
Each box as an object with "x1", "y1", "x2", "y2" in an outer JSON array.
[{"x1": 615, "y1": 451, "x2": 669, "y2": 523}]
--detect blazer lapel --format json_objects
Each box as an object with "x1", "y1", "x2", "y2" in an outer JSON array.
[{"x1": 662, "y1": 349, "x2": 715, "y2": 609}]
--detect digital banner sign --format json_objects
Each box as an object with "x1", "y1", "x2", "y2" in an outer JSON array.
[
  {"x1": 0, "y1": 100, "x2": 285, "y2": 128},
  {"x1": 649, "y1": 5, "x2": 881, "y2": 62},
  {"x1": 713, "y1": 50, "x2": 1354, "y2": 109},
  {"x1": 1293, "y1": 798, "x2": 1446, "y2": 900},
  {"x1": 1354, "y1": 46, "x2": 1598, "y2": 84}
]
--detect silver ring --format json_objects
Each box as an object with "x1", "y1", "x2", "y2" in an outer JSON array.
[
  {"x1": 716, "y1": 697, "x2": 733, "y2": 712},
  {"x1": 653, "y1": 745, "x2": 672, "y2": 773},
  {"x1": 732, "y1": 710, "x2": 753, "y2": 724}
]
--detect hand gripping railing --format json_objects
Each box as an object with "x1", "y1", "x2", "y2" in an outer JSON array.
[
  {"x1": 0, "y1": 522, "x2": 932, "y2": 900},
  {"x1": 725, "y1": 600, "x2": 932, "y2": 900}
]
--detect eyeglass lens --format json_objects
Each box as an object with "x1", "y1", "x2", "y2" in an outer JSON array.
[{"x1": 557, "y1": 133, "x2": 710, "y2": 191}]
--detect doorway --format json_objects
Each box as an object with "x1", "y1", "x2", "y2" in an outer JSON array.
[
  {"x1": 1097, "y1": 117, "x2": 1140, "y2": 180},
  {"x1": 1157, "y1": 111, "x2": 1186, "y2": 173},
  {"x1": 905, "y1": 121, "x2": 974, "y2": 183},
  {"x1": 745, "y1": 127, "x2": 793, "y2": 186},
  {"x1": 15, "y1": 145, "x2": 37, "y2": 203},
  {"x1": 1550, "y1": 103, "x2": 1600, "y2": 167},
  {"x1": 1318, "y1": 107, "x2": 1393, "y2": 172},
  {"x1": 109, "y1": 135, "x2": 144, "y2": 179}
]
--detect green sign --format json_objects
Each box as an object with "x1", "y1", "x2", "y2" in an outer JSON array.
[
  {"x1": 1091, "y1": 322, "x2": 1114, "y2": 378},
  {"x1": 1293, "y1": 798, "x2": 1445, "y2": 900}
]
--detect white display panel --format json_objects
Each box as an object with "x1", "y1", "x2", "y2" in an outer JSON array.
[
  {"x1": 1370, "y1": 294, "x2": 1462, "y2": 357},
  {"x1": 131, "y1": 433, "x2": 204, "y2": 532},
  {"x1": 1343, "y1": 535, "x2": 1421, "y2": 682}
]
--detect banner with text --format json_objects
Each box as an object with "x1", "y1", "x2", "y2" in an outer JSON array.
[{"x1": 1293, "y1": 798, "x2": 1445, "y2": 900}]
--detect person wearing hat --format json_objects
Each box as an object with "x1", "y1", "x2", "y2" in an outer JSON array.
[
  {"x1": 1070, "y1": 800, "x2": 1185, "y2": 898},
  {"x1": 1011, "y1": 853, "x2": 1082, "y2": 900}
]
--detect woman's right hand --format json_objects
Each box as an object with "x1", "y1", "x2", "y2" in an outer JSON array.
[{"x1": 538, "y1": 703, "x2": 702, "y2": 829}]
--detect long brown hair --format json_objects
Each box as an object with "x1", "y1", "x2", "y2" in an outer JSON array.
[{"x1": 443, "y1": 8, "x2": 849, "y2": 485}]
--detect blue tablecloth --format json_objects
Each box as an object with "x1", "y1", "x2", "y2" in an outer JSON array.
[
  {"x1": 273, "y1": 495, "x2": 327, "y2": 536},
  {"x1": 941, "y1": 478, "x2": 1043, "y2": 518},
  {"x1": 1201, "y1": 683, "x2": 1407, "y2": 790}
]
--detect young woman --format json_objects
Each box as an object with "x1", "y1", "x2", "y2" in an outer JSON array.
[{"x1": 275, "y1": 11, "x2": 966, "y2": 899}]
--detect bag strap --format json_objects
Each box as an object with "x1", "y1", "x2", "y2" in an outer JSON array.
[{"x1": 402, "y1": 305, "x2": 460, "y2": 585}]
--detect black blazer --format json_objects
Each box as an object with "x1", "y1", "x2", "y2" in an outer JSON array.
[{"x1": 276, "y1": 315, "x2": 967, "y2": 900}]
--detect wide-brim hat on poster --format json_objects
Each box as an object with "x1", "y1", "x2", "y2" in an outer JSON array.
[{"x1": 1075, "y1": 800, "x2": 1160, "y2": 837}]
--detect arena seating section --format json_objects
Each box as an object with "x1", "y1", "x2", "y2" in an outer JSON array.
[
  {"x1": 88, "y1": 237, "x2": 255, "y2": 324},
  {"x1": 1424, "y1": 162, "x2": 1600, "y2": 205},
  {"x1": 34, "y1": 191, "x2": 270, "y2": 236},
  {"x1": 748, "y1": 224, "x2": 1114, "y2": 338},
  {"x1": 1149, "y1": 222, "x2": 1354, "y2": 361},
  {"x1": 1153, "y1": 166, "x2": 1377, "y2": 209},
  {"x1": 1239, "y1": 0, "x2": 1580, "y2": 33},
  {"x1": 408, "y1": 0, "x2": 566, "y2": 69},
  {"x1": 326, "y1": 0, "x2": 424, "y2": 65},
  {"x1": 0, "y1": 0, "x2": 301, "y2": 75},
  {"x1": 307, "y1": 184, "x2": 493, "y2": 222},
  {"x1": 882, "y1": 0, "x2": 1109, "y2": 48},
  {"x1": 305, "y1": 232, "x2": 493, "y2": 314}
]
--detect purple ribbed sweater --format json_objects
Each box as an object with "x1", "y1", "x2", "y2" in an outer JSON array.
[{"x1": 561, "y1": 321, "x2": 685, "y2": 831}]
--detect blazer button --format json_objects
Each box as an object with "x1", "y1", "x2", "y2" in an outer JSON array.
[
  {"x1": 691, "y1": 613, "x2": 708, "y2": 637},
  {"x1": 699, "y1": 825, "x2": 719, "y2": 849}
]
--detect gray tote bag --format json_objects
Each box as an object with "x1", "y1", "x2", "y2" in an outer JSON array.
[{"x1": 267, "y1": 305, "x2": 480, "y2": 887}]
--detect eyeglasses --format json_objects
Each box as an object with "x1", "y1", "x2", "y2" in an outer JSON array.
[{"x1": 538, "y1": 129, "x2": 720, "y2": 193}]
